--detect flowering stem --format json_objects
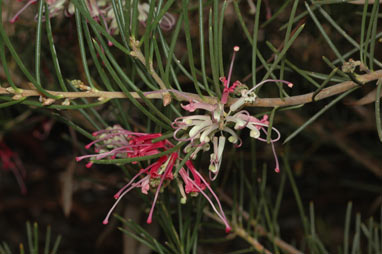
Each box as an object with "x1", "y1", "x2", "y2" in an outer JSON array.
[{"x1": 1, "y1": 70, "x2": 382, "y2": 107}]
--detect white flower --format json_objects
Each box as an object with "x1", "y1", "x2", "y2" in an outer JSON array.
[{"x1": 172, "y1": 47, "x2": 293, "y2": 176}]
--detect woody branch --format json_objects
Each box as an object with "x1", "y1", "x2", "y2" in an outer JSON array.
[{"x1": 1, "y1": 69, "x2": 381, "y2": 107}]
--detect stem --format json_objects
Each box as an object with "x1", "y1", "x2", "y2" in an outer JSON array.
[
  {"x1": 1, "y1": 70, "x2": 382, "y2": 107},
  {"x1": 130, "y1": 37, "x2": 172, "y2": 106}
]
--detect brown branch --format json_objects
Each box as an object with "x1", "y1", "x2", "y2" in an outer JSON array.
[
  {"x1": 217, "y1": 190, "x2": 304, "y2": 254},
  {"x1": 234, "y1": 226, "x2": 273, "y2": 254},
  {"x1": 1, "y1": 70, "x2": 382, "y2": 108},
  {"x1": 235, "y1": 70, "x2": 382, "y2": 107},
  {"x1": 203, "y1": 209, "x2": 273, "y2": 254},
  {"x1": 0, "y1": 86, "x2": 216, "y2": 104}
]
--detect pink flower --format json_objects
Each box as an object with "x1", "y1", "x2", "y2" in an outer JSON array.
[
  {"x1": 0, "y1": 141, "x2": 27, "y2": 194},
  {"x1": 179, "y1": 161, "x2": 206, "y2": 194},
  {"x1": 102, "y1": 152, "x2": 178, "y2": 225},
  {"x1": 181, "y1": 100, "x2": 217, "y2": 112},
  {"x1": 220, "y1": 46, "x2": 241, "y2": 105},
  {"x1": 76, "y1": 126, "x2": 231, "y2": 232},
  {"x1": 75, "y1": 125, "x2": 169, "y2": 168},
  {"x1": 179, "y1": 160, "x2": 231, "y2": 233}
]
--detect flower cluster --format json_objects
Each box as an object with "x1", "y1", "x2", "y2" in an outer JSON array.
[
  {"x1": 76, "y1": 126, "x2": 231, "y2": 232},
  {"x1": 10, "y1": 0, "x2": 175, "y2": 35},
  {"x1": 0, "y1": 141, "x2": 27, "y2": 194},
  {"x1": 76, "y1": 46, "x2": 292, "y2": 232},
  {"x1": 172, "y1": 46, "x2": 293, "y2": 177}
]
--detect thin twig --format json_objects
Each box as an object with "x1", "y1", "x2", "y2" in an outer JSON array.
[
  {"x1": 217, "y1": 190, "x2": 304, "y2": 254},
  {"x1": 129, "y1": 37, "x2": 172, "y2": 106},
  {"x1": 0, "y1": 86, "x2": 216, "y2": 104},
  {"x1": 241, "y1": 69, "x2": 382, "y2": 107},
  {"x1": 1, "y1": 70, "x2": 382, "y2": 108},
  {"x1": 203, "y1": 209, "x2": 273, "y2": 254}
]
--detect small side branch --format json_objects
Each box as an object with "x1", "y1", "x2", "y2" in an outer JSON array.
[
  {"x1": 129, "y1": 37, "x2": 172, "y2": 106},
  {"x1": 236, "y1": 69, "x2": 382, "y2": 107}
]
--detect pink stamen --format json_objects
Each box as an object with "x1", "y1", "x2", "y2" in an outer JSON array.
[
  {"x1": 103, "y1": 175, "x2": 150, "y2": 225},
  {"x1": 113, "y1": 172, "x2": 144, "y2": 199},
  {"x1": 131, "y1": 133, "x2": 162, "y2": 143},
  {"x1": 221, "y1": 46, "x2": 240, "y2": 104},
  {"x1": 113, "y1": 156, "x2": 168, "y2": 199},
  {"x1": 248, "y1": 79, "x2": 293, "y2": 94},
  {"x1": 146, "y1": 153, "x2": 178, "y2": 224},
  {"x1": 159, "y1": 13, "x2": 176, "y2": 31},
  {"x1": 184, "y1": 172, "x2": 231, "y2": 232},
  {"x1": 99, "y1": 12, "x2": 113, "y2": 46},
  {"x1": 264, "y1": 0, "x2": 272, "y2": 20},
  {"x1": 255, "y1": 126, "x2": 281, "y2": 143},
  {"x1": 193, "y1": 170, "x2": 228, "y2": 221},
  {"x1": 10, "y1": 0, "x2": 38, "y2": 23},
  {"x1": 270, "y1": 140, "x2": 280, "y2": 173},
  {"x1": 1, "y1": 143, "x2": 27, "y2": 195},
  {"x1": 185, "y1": 161, "x2": 204, "y2": 187},
  {"x1": 76, "y1": 146, "x2": 133, "y2": 162},
  {"x1": 226, "y1": 46, "x2": 240, "y2": 88}
]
